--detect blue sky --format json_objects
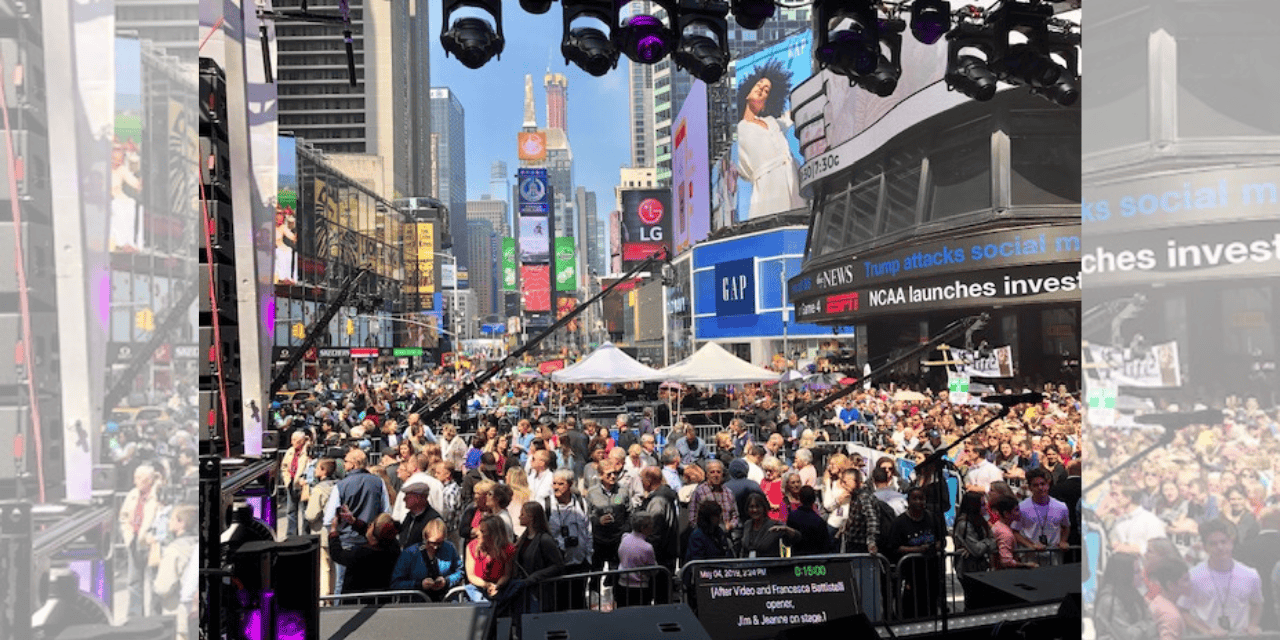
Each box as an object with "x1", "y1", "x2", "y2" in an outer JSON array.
[{"x1": 427, "y1": 0, "x2": 631, "y2": 222}]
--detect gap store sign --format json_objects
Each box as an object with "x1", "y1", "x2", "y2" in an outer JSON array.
[{"x1": 692, "y1": 228, "x2": 854, "y2": 340}]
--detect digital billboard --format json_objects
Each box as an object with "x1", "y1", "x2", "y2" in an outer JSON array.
[
  {"x1": 732, "y1": 31, "x2": 812, "y2": 221},
  {"x1": 415, "y1": 222, "x2": 436, "y2": 294},
  {"x1": 609, "y1": 210, "x2": 623, "y2": 273},
  {"x1": 620, "y1": 189, "x2": 672, "y2": 269},
  {"x1": 673, "y1": 81, "x2": 711, "y2": 253},
  {"x1": 554, "y1": 237, "x2": 576, "y2": 292},
  {"x1": 274, "y1": 134, "x2": 298, "y2": 283},
  {"x1": 519, "y1": 216, "x2": 550, "y2": 263},
  {"x1": 517, "y1": 168, "x2": 550, "y2": 216},
  {"x1": 112, "y1": 37, "x2": 144, "y2": 253},
  {"x1": 501, "y1": 237, "x2": 517, "y2": 291},
  {"x1": 521, "y1": 265, "x2": 551, "y2": 312},
  {"x1": 518, "y1": 131, "x2": 547, "y2": 162}
]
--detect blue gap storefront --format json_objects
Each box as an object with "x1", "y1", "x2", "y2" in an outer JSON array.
[{"x1": 692, "y1": 227, "x2": 855, "y2": 367}]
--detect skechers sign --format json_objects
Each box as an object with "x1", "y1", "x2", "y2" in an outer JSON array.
[{"x1": 715, "y1": 258, "x2": 755, "y2": 317}]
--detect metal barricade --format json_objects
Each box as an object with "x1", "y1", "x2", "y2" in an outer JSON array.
[
  {"x1": 510, "y1": 565, "x2": 676, "y2": 614},
  {"x1": 319, "y1": 589, "x2": 432, "y2": 606},
  {"x1": 894, "y1": 546, "x2": 1083, "y2": 622}
]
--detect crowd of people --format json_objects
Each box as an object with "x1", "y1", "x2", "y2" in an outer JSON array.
[
  {"x1": 103, "y1": 390, "x2": 201, "y2": 638},
  {"x1": 272, "y1": 365, "x2": 1085, "y2": 625},
  {"x1": 1088, "y1": 394, "x2": 1280, "y2": 639}
]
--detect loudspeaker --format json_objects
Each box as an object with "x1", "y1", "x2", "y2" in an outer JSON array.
[
  {"x1": 201, "y1": 199, "x2": 236, "y2": 264},
  {"x1": 962, "y1": 563, "x2": 1081, "y2": 609},
  {"x1": 773, "y1": 612, "x2": 878, "y2": 639},
  {"x1": 200, "y1": 324, "x2": 241, "y2": 390},
  {"x1": 198, "y1": 263, "x2": 238, "y2": 322},
  {"x1": 199, "y1": 58, "x2": 229, "y2": 134},
  {"x1": 227, "y1": 537, "x2": 319, "y2": 640},
  {"x1": 200, "y1": 386, "x2": 242, "y2": 444},
  {"x1": 522, "y1": 604, "x2": 711, "y2": 640},
  {"x1": 91, "y1": 465, "x2": 115, "y2": 494}
]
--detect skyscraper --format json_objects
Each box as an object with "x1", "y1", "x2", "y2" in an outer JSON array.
[
  {"x1": 490, "y1": 161, "x2": 509, "y2": 202},
  {"x1": 392, "y1": 0, "x2": 433, "y2": 199},
  {"x1": 275, "y1": 0, "x2": 397, "y2": 194},
  {"x1": 575, "y1": 187, "x2": 599, "y2": 277},
  {"x1": 468, "y1": 198, "x2": 509, "y2": 238},
  {"x1": 430, "y1": 87, "x2": 468, "y2": 270},
  {"x1": 467, "y1": 219, "x2": 498, "y2": 316},
  {"x1": 627, "y1": 55, "x2": 656, "y2": 167},
  {"x1": 545, "y1": 72, "x2": 568, "y2": 131}
]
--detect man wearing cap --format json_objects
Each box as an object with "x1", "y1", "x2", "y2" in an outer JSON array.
[
  {"x1": 616, "y1": 414, "x2": 639, "y2": 453},
  {"x1": 916, "y1": 428, "x2": 944, "y2": 456},
  {"x1": 392, "y1": 452, "x2": 444, "y2": 521},
  {"x1": 393, "y1": 482, "x2": 443, "y2": 549}
]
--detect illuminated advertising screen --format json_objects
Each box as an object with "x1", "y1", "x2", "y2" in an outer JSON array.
[
  {"x1": 733, "y1": 31, "x2": 812, "y2": 222},
  {"x1": 554, "y1": 237, "x2": 576, "y2": 292},
  {"x1": 556, "y1": 296, "x2": 580, "y2": 332},
  {"x1": 112, "y1": 37, "x2": 144, "y2": 253},
  {"x1": 609, "y1": 210, "x2": 623, "y2": 273},
  {"x1": 415, "y1": 222, "x2": 436, "y2": 294},
  {"x1": 620, "y1": 189, "x2": 672, "y2": 269},
  {"x1": 274, "y1": 135, "x2": 298, "y2": 284},
  {"x1": 517, "y1": 168, "x2": 551, "y2": 216},
  {"x1": 519, "y1": 216, "x2": 550, "y2": 263},
  {"x1": 518, "y1": 131, "x2": 548, "y2": 162},
  {"x1": 501, "y1": 237, "x2": 517, "y2": 290},
  {"x1": 521, "y1": 265, "x2": 551, "y2": 312},
  {"x1": 673, "y1": 81, "x2": 711, "y2": 253}
]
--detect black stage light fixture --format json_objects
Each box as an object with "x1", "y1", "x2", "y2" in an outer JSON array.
[
  {"x1": 1038, "y1": 20, "x2": 1080, "y2": 106},
  {"x1": 441, "y1": 0, "x2": 505, "y2": 69},
  {"x1": 816, "y1": 1, "x2": 903, "y2": 97},
  {"x1": 614, "y1": 0, "x2": 678, "y2": 64},
  {"x1": 522, "y1": 0, "x2": 555, "y2": 14},
  {"x1": 815, "y1": 0, "x2": 879, "y2": 78},
  {"x1": 944, "y1": 22, "x2": 997, "y2": 101},
  {"x1": 855, "y1": 17, "x2": 903, "y2": 97},
  {"x1": 985, "y1": 0, "x2": 1078, "y2": 106},
  {"x1": 562, "y1": 0, "x2": 621, "y2": 76},
  {"x1": 673, "y1": 0, "x2": 730, "y2": 83},
  {"x1": 910, "y1": 0, "x2": 950, "y2": 44},
  {"x1": 730, "y1": 0, "x2": 774, "y2": 30}
]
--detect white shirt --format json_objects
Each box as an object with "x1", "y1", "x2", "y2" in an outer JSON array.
[
  {"x1": 529, "y1": 468, "x2": 555, "y2": 502},
  {"x1": 1109, "y1": 505, "x2": 1167, "y2": 555},
  {"x1": 1179, "y1": 560, "x2": 1263, "y2": 633},
  {"x1": 391, "y1": 471, "x2": 444, "y2": 521},
  {"x1": 747, "y1": 462, "x2": 765, "y2": 484},
  {"x1": 965, "y1": 459, "x2": 1005, "y2": 493},
  {"x1": 1013, "y1": 496, "x2": 1071, "y2": 546}
]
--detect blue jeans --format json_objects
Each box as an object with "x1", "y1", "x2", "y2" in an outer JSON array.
[
  {"x1": 284, "y1": 487, "x2": 303, "y2": 537},
  {"x1": 464, "y1": 584, "x2": 490, "y2": 603}
]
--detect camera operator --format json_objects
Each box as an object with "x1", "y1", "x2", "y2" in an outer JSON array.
[{"x1": 544, "y1": 469, "x2": 593, "y2": 610}]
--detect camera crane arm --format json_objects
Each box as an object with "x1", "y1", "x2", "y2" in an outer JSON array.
[{"x1": 269, "y1": 266, "x2": 370, "y2": 397}]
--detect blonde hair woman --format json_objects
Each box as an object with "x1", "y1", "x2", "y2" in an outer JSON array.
[{"x1": 505, "y1": 466, "x2": 532, "y2": 537}]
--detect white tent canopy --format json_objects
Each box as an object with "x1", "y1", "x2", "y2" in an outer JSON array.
[
  {"x1": 650, "y1": 341, "x2": 780, "y2": 384},
  {"x1": 550, "y1": 342, "x2": 662, "y2": 384}
]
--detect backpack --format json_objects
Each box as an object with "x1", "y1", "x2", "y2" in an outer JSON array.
[{"x1": 872, "y1": 496, "x2": 896, "y2": 553}]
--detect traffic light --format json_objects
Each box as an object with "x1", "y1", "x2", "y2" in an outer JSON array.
[
  {"x1": 291, "y1": 323, "x2": 306, "y2": 340},
  {"x1": 135, "y1": 308, "x2": 155, "y2": 332}
]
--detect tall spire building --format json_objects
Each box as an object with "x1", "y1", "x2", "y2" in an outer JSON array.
[{"x1": 545, "y1": 72, "x2": 568, "y2": 131}]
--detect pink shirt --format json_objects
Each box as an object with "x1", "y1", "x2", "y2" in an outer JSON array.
[
  {"x1": 992, "y1": 520, "x2": 1018, "y2": 569},
  {"x1": 1149, "y1": 594, "x2": 1184, "y2": 640},
  {"x1": 617, "y1": 532, "x2": 656, "y2": 588}
]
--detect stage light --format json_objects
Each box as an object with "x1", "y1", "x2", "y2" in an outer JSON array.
[
  {"x1": 613, "y1": 0, "x2": 678, "y2": 65},
  {"x1": 910, "y1": 0, "x2": 950, "y2": 44},
  {"x1": 440, "y1": 0, "x2": 505, "y2": 69},
  {"x1": 521, "y1": 0, "x2": 554, "y2": 14},
  {"x1": 857, "y1": 53, "x2": 901, "y2": 97},
  {"x1": 673, "y1": 0, "x2": 730, "y2": 83},
  {"x1": 562, "y1": 0, "x2": 620, "y2": 76},
  {"x1": 729, "y1": 0, "x2": 774, "y2": 30},
  {"x1": 816, "y1": 1, "x2": 903, "y2": 97},
  {"x1": 944, "y1": 23, "x2": 997, "y2": 101},
  {"x1": 815, "y1": 0, "x2": 880, "y2": 77}
]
